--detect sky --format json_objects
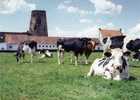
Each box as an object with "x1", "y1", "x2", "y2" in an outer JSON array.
[{"x1": 0, "y1": 0, "x2": 140, "y2": 38}]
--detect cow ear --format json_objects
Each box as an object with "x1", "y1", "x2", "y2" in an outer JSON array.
[
  {"x1": 104, "y1": 52, "x2": 112, "y2": 57},
  {"x1": 120, "y1": 35, "x2": 126, "y2": 39},
  {"x1": 102, "y1": 38, "x2": 107, "y2": 44},
  {"x1": 123, "y1": 51, "x2": 131, "y2": 56}
]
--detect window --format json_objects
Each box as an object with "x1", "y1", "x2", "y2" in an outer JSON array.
[{"x1": 9, "y1": 46, "x2": 12, "y2": 49}]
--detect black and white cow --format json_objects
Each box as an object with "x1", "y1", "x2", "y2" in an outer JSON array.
[
  {"x1": 87, "y1": 48, "x2": 129, "y2": 80},
  {"x1": 102, "y1": 35, "x2": 125, "y2": 53},
  {"x1": 57, "y1": 38, "x2": 97, "y2": 66},
  {"x1": 39, "y1": 49, "x2": 52, "y2": 59},
  {"x1": 16, "y1": 40, "x2": 37, "y2": 63},
  {"x1": 101, "y1": 35, "x2": 140, "y2": 60},
  {"x1": 133, "y1": 52, "x2": 140, "y2": 61},
  {"x1": 124, "y1": 38, "x2": 140, "y2": 52}
]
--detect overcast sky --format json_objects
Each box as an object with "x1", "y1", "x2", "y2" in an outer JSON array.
[{"x1": 0, "y1": 0, "x2": 140, "y2": 38}]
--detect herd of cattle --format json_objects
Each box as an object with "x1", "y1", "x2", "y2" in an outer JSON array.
[{"x1": 15, "y1": 35, "x2": 140, "y2": 80}]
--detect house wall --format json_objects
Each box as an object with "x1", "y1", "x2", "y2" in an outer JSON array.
[
  {"x1": 7, "y1": 43, "x2": 18, "y2": 51},
  {"x1": 0, "y1": 43, "x2": 58, "y2": 51},
  {"x1": 0, "y1": 43, "x2": 7, "y2": 50},
  {"x1": 5, "y1": 34, "x2": 29, "y2": 44}
]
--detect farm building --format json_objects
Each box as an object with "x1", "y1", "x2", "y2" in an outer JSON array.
[{"x1": 0, "y1": 32, "x2": 59, "y2": 51}]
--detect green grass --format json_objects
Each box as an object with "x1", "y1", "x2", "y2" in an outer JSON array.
[{"x1": 0, "y1": 52, "x2": 140, "y2": 100}]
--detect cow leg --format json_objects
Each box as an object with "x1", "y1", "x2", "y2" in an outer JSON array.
[
  {"x1": 57, "y1": 50, "x2": 61, "y2": 65},
  {"x1": 85, "y1": 59, "x2": 88, "y2": 65},
  {"x1": 103, "y1": 71, "x2": 112, "y2": 80},
  {"x1": 16, "y1": 55, "x2": 20, "y2": 63},
  {"x1": 112, "y1": 70, "x2": 121, "y2": 80},
  {"x1": 85, "y1": 51, "x2": 91, "y2": 64},
  {"x1": 113, "y1": 74, "x2": 121, "y2": 80},
  {"x1": 22, "y1": 52, "x2": 25, "y2": 60},
  {"x1": 16, "y1": 52, "x2": 20, "y2": 63},
  {"x1": 20, "y1": 51, "x2": 25, "y2": 63},
  {"x1": 30, "y1": 54, "x2": 33, "y2": 63},
  {"x1": 74, "y1": 54, "x2": 78, "y2": 66},
  {"x1": 87, "y1": 64, "x2": 94, "y2": 77},
  {"x1": 70, "y1": 53, "x2": 73, "y2": 64},
  {"x1": 57, "y1": 50, "x2": 64, "y2": 64},
  {"x1": 61, "y1": 51, "x2": 64, "y2": 64},
  {"x1": 17, "y1": 52, "x2": 25, "y2": 63}
]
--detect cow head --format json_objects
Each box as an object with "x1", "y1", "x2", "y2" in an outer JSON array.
[
  {"x1": 104, "y1": 48, "x2": 127, "y2": 73},
  {"x1": 79, "y1": 38, "x2": 91, "y2": 49},
  {"x1": 87, "y1": 40, "x2": 97, "y2": 51},
  {"x1": 111, "y1": 49, "x2": 124, "y2": 72}
]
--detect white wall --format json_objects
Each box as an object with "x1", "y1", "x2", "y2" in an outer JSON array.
[
  {"x1": 0, "y1": 43, "x2": 7, "y2": 50},
  {"x1": 0, "y1": 43, "x2": 58, "y2": 51},
  {"x1": 37, "y1": 44, "x2": 57, "y2": 50},
  {"x1": 7, "y1": 44, "x2": 18, "y2": 51}
]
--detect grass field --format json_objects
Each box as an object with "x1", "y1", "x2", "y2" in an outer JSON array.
[{"x1": 0, "y1": 52, "x2": 140, "y2": 100}]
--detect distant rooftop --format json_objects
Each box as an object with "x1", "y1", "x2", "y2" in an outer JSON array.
[{"x1": 99, "y1": 28, "x2": 123, "y2": 38}]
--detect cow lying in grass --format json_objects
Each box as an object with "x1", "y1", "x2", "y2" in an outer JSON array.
[
  {"x1": 87, "y1": 48, "x2": 129, "y2": 80},
  {"x1": 39, "y1": 50, "x2": 52, "y2": 59}
]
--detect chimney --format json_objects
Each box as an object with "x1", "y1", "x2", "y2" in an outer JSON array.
[
  {"x1": 99, "y1": 28, "x2": 102, "y2": 31},
  {"x1": 29, "y1": 10, "x2": 48, "y2": 36},
  {"x1": 120, "y1": 28, "x2": 122, "y2": 32}
]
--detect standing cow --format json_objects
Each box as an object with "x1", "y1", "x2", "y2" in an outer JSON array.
[
  {"x1": 57, "y1": 38, "x2": 97, "y2": 66},
  {"x1": 16, "y1": 40, "x2": 37, "y2": 63},
  {"x1": 124, "y1": 38, "x2": 140, "y2": 52},
  {"x1": 87, "y1": 48, "x2": 129, "y2": 80}
]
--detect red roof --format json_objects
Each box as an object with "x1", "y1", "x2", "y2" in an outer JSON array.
[
  {"x1": 99, "y1": 28, "x2": 123, "y2": 38},
  {"x1": 3, "y1": 32, "x2": 100, "y2": 45},
  {"x1": 4, "y1": 32, "x2": 58, "y2": 44}
]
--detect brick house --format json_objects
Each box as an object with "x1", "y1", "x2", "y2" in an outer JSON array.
[{"x1": 0, "y1": 32, "x2": 59, "y2": 51}]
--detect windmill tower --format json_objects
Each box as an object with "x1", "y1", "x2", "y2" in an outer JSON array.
[{"x1": 29, "y1": 10, "x2": 48, "y2": 36}]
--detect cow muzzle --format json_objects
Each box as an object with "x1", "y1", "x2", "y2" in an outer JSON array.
[{"x1": 115, "y1": 66, "x2": 123, "y2": 73}]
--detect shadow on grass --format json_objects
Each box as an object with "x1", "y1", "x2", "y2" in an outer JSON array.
[{"x1": 128, "y1": 76, "x2": 137, "y2": 81}]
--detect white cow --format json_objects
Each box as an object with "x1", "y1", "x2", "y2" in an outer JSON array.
[{"x1": 87, "y1": 48, "x2": 129, "y2": 80}]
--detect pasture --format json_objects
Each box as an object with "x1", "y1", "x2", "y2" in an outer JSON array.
[{"x1": 0, "y1": 52, "x2": 140, "y2": 100}]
